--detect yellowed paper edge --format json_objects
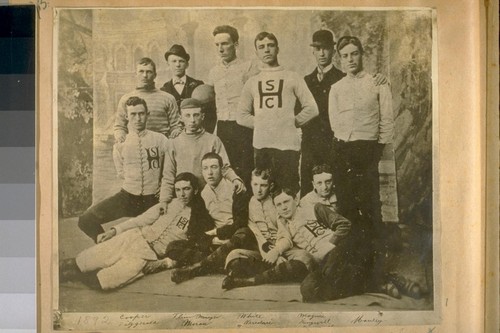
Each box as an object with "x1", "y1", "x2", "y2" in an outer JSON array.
[{"x1": 28, "y1": 0, "x2": 489, "y2": 332}]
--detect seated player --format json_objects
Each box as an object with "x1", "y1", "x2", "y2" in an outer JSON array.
[
  {"x1": 221, "y1": 170, "x2": 314, "y2": 290},
  {"x1": 167, "y1": 152, "x2": 255, "y2": 283},
  {"x1": 78, "y1": 96, "x2": 168, "y2": 243},
  {"x1": 59, "y1": 172, "x2": 213, "y2": 290},
  {"x1": 299, "y1": 164, "x2": 338, "y2": 211},
  {"x1": 159, "y1": 98, "x2": 245, "y2": 215},
  {"x1": 222, "y1": 187, "x2": 351, "y2": 290}
]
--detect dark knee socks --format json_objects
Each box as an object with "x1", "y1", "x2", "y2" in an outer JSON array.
[{"x1": 254, "y1": 260, "x2": 308, "y2": 285}]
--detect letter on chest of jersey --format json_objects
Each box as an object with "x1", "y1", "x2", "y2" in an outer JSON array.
[
  {"x1": 145, "y1": 146, "x2": 161, "y2": 170},
  {"x1": 258, "y1": 79, "x2": 284, "y2": 108},
  {"x1": 304, "y1": 219, "x2": 327, "y2": 237}
]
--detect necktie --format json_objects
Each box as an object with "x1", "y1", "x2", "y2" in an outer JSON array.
[
  {"x1": 318, "y1": 70, "x2": 324, "y2": 82},
  {"x1": 174, "y1": 79, "x2": 184, "y2": 85}
]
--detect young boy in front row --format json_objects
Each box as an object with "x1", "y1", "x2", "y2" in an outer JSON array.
[
  {"x1": 222, "y1": 186, "x2": 351, "y2": 290},
  {"x1": 221, "y1": 169, "x2": 314, "y2": 288}
]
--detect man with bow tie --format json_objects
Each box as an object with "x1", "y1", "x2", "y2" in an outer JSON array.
[{"x1": 161, "y1": 44, "x2": 217, "y2": 134}]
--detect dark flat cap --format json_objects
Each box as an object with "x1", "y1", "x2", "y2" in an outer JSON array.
[{"x1": 180, "y1": 98, "x2": 202, "y2": 109}]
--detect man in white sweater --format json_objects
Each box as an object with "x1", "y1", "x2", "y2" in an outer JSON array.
[{"x1": 237, "y1": 32, "x2": 318, "y2": 193}]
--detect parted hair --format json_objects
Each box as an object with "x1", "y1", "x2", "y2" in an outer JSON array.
[
  {"x1": 270, "y1": 186, "x2": 297, "y2": 202},
  {"x1": 336, "y1": 36, "x2": 364, "y2": 54},
  {"x1": 213, "y1": 25, "x2": 239, "y2": 43}
]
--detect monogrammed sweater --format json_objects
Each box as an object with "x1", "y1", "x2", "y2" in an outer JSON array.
[
  {"x1": 113, "y1": 129, "x2": 168, "y2": 196},
  {"x1": 237, "y1": 66, "x2": 318, "y2": 151}
]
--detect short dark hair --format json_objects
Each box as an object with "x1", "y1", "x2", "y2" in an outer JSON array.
[
  {"x1": 174, "y1": 172, "x2": 199, "y2": 194},
  {"x1": 125, "y1": 96, "x2": 148, "y2": 113},
  {"x1": 201, "y1": 152, "x2": 223, "y2": 168},
  {"x1": 336, "y1": 36, "x2": 364, "y2": 54},
  {"x1": 254, "y1": 31, "x2": 279, "y2": 49},
  {"x1": 251, "y1": 168, "x2": 273, "y2": 182},
  {"x1": 271, "y1": 186, "x2": 297, "y2": 202},
  {"x1": 213, "y1": 25, "x2": 239, "y2": 43},
  {"x1": 311, "y1": 164, "x2": 333, "y2": 177},
  {"x1": 137, "y1": 57, "x2": 157, "y2": 73}
]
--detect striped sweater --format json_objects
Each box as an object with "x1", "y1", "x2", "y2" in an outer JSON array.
[{"x1": 114, "y1": 87, "x2": 181, "y2": 138}]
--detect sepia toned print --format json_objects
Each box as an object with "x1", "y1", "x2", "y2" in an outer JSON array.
[{"x1": 54, "y1": 7, "x2": 436, "y2": 330}]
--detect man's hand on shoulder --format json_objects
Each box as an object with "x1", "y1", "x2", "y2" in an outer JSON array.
[
  {"x1": 232, "y1": 179, "x2": 246, "y2": 194},
  {"x1": 372, "y1": 73, "x2": 389, "y2": 86},
  {"x1": 169, "y1": 128, "x2": 182, "y2": 139}
]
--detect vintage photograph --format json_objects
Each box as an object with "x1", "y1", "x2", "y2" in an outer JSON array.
[{"x1": 54, "y1": 7, "x2": 436, "y2": 330}]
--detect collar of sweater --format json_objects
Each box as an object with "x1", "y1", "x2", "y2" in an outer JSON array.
[
  {"x1": 128, "y1": 129, "x2": 148, "y2": 138},
  {"x1": 182, "y1": 128, "x2": 205, "y2": 137},
  {"x1": 135, "y1": 83, "x2": 156, "y2": 90},
  {"x1": 258, "y1": 65, "x2": 284, "y2": 72},
  {"x1": 346, "y1": 70, "x2": 367, "y2": 79}
]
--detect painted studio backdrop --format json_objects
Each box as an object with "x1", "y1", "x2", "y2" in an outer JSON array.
[{"x1": 56, "y1": 7, "x2": 433, "y2": 314}]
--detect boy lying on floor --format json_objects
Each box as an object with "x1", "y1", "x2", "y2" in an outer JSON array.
[{"x1": 59, "y1": 172, "x2": 213, "y2": 290}]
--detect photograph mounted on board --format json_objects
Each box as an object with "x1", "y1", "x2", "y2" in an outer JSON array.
[{"x1": 53, "y1": 6, "x2": 436, "y2": 330}]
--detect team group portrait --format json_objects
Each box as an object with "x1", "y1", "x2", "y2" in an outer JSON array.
[{"x1": 55, "y1": 7, "x2": 435, "y2": 327}]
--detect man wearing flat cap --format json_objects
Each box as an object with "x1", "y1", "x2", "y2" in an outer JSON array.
[{"x1": 161, "y1": 45, "x2": 217, "y2": 133}]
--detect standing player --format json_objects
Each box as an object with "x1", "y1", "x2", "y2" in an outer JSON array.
[
  {"x1": 160, "y1": 44, "x2": 217, "y2": 133},
  {"x1": 237, "y1": 32, "x2": 318, "y2": 194},
  {"x1": 207, "y1": 25, "x2": 259, "y2": 185},
  {"x1": 114, "y1": 57, "x2": 181, "y2": 142},
  {"x1": 301, "y1": 30, "x2": 345, "y2": 196}
]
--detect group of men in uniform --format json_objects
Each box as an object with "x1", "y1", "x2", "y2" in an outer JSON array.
[{"x1": 60, "y1": 25, "x2": 423, "y2": 302}]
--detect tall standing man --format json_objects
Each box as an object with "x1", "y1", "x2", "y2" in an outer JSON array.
[
  {"x1": 114, "y1": 57, "x2": 181, "y2": 142},
  {"x1": 207, "y1": 25, "x2": 259, "y2": 185},
  {"x1": 237, "y1": 32, "x2": 318, "y2": 194},
  {"x1": 301, "y1": 30, "x2": 345, "y2": 197},
  {"x1": 328, "y1": 36, "x2": 394, "y2": 231}
]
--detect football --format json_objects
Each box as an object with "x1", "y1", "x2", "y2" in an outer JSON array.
[{"x1": 191, "y1": 84, "x2": 215, "y2": 104}]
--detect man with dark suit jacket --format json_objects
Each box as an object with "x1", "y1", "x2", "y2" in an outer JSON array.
[
  {"x1": 301, "y1": 30, "x2": 345, "y2": 197},
  {"x1": 161, "y1": 44, "x2": 216, "y2": 133},
  {"x1": 301, "y1": 30, "x2": 387, "y2": 197}
]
